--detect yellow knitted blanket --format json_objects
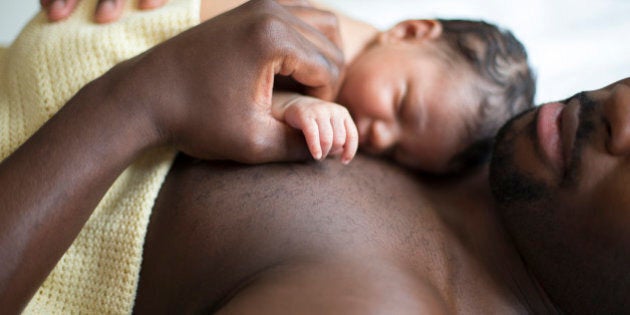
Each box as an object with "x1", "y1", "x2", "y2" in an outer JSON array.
[{"x1": 0, "y1": 0, "x2": 199, "y2": 313}]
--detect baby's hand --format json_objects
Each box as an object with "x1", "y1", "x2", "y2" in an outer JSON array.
[{"x1": 282, "y1": 96, "x2": 358, "y2": 164}]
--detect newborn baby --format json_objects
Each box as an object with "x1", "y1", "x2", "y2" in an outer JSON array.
[
  {"x1": 43, "y1": 0, "x2": 535, "y2": 174},
  {"x1": 272, "y1": 10, "x2": 535, "y2": 174}
]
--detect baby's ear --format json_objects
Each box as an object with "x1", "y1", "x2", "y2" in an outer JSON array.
[{"x1": 385, "y1": 20, "x2": 443, "y2": 42}]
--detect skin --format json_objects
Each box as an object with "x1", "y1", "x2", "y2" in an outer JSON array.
[
  {"x1": 0, "y1": 0, "x2": 344, "y2": 312},
  {"x1": 192, "y1": 0, "x2": 481, "y2": 172},
  {"x1": 273, "y1": 19, "x2": 481, "y2": 172},
  {"x1": 42, "y1": 0, "x2": 168, "y2": 23},
  {"x1": 489, "y1": 77, "x2": 630, "y2": 314},
  {"x1": 132, "y1": 79, "x2": 630, "y2": 313},
  {"x1": 15, "y1": 1, "x2": 629, "y2": 313},
  {"x1": 135, "y1": 154, "x2": 556, "y2": 313},
  {"x1": 337, "y1": 20, "x2": 480, "y2": 172}
]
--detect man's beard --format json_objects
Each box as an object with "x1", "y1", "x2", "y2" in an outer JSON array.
[
  {"x1": 489, "y1": 111, "x2": 550, "y2": 207},
  {"x1": 487, "y1": 96, "x2": 627, "y2": 313},
  {"x1": 489, "y1": 92, "x2": 597, "y2": 206}
]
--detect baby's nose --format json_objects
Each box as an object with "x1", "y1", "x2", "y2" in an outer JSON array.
[{"x1": 366, "y1": 121, "x2": 400, "y2": 154}]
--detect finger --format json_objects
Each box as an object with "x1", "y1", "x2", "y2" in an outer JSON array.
[
  {"x1": 283, "y1": 6, "x2": 343, "y2": 51},
  {"x1": 283, "y1": 6, "x2": 344, "y2": 72},
  {"x1": 245, "y1": 117, "x2": 311, "y2": 163},
  {"x1": 274, "y1": 34, "x2": 342, "y2": 102},
  {"x1": 138, "y1": 0, "x2": 168, "y2": 10},
  {"x1": 316, "y1": 116, "x2": 334, "y2": 159},
  {"x1": 330, "y1": 115, "x2": 346, "y2": 156},
  {"x1": 272, "y1": 10, "x2": 344, "y2": 101},
  {"x1": 94, "y1": 0, "x2": 125, "y2": 24},
  {"x1": 342, "y1": 118, "x2": 359, "y2": 164},
  {"x1": 44, "y1": 0, "x2": 80, "y2": 22},
  {"x1": 302, "y1": 119, "x2": 323, "y2": 160}
]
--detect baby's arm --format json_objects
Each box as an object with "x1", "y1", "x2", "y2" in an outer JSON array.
[{"x1": 272, "y1": 92, "x2": 358, "y2": 164}]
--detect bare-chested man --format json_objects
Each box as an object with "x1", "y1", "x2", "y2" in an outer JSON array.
[
  {"x1": 137, "y1": 79, "x2": 630, "y2": 314},
  {"x1": 2, "y1": 0, "x2": 629, "y2": 313}
]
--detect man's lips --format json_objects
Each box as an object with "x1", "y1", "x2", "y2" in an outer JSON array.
[{"x1": 537, "y1": 102, "x2": 565, "y2": 172}]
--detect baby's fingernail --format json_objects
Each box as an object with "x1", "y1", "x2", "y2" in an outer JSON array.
[{"x1": 314, "y1": 152, "x2": 322, "y2": 160}]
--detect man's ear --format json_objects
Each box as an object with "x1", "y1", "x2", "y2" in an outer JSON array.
[{"x1": 383, "y1": 20, "x2": 443, "y2": 42}]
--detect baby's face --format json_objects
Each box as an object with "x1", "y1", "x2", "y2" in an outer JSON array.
[{"x1": 337, "y1": 39, "x2": 481, "y2": 173}]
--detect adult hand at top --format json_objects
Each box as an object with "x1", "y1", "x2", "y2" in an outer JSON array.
[
  {"x1": 41, "y1": 0, "x2": 167, "y2": 23},
  {"x1": 104, "y1": 0, "x2": 345, "y2": 163}
]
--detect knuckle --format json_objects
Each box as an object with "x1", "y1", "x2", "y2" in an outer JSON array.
[
  {"x1": 321, "y1": 139, "x2": 332, "y2": 149},
  {"x1": 337, "y1": 106, "x2": 351, "y2": 116},
  {"x1": 238, "y1": 122, "x2": 269, "y2": 155},
  {"x1": 333, "y1": 134, "x2": 345, "y2": 146},
  {"x1": 243, "y1": 133, "x2": 269, "y2": 159},
  {"x1": 249, "y1": 14, "x2": 288, "y2": 53},
  {"x1": 320, "y1": 132, "x2": 333, "y2": 146},
  {"x1": 348, "y1": 132, "x2": 359, "y2": 144}
]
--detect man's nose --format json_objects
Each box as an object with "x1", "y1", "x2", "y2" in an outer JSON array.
[
  {"x1": 368, "y1": 121, "x2": 400, "y2": 153},
  {"x1": 604, "y1": 83, "x2": 630, "y2": 156}
]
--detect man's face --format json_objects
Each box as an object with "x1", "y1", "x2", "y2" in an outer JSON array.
[{"x1": 489, "y1": 78, "x2": 630, "y2": 313}]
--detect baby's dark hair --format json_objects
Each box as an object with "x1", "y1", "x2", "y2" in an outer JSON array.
[{"x1": 435, "y1": 19, "x2": 536, "y2": 173}]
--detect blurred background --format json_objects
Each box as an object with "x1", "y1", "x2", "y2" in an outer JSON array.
[{"x1": 1, "y1": 0, "x2": 629, "y2": 104}]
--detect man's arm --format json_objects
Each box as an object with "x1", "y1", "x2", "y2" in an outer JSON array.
[
  {"x1": 0, "y1": 0, "x2": 343, "y2": 312},
  {"x1": 0, "y1": 74, "x2": 158, "y2": 313}
]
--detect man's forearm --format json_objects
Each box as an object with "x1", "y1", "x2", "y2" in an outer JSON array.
[{"x1": 0, "y1": 76, "x2": 158, "y2": 312}]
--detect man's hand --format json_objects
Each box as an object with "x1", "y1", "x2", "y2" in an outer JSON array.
[
  {"x1": 276, "y1": 0, "x2": 343, "y2": 50},
  {"x1": 274, "y1": 94, "x2": 358, "y2": 164},
  {"x1": 41, "y1": 0, "x2": 167, "y2": 23},
  {"x1": 121, "y1": 0, "x2": 344, "y2": 163},
  {"x1": 0, "y1": 0, "x2": 343, "y2": 311}
]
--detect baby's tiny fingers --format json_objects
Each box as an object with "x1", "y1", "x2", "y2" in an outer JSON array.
[
  {"x1": 316, "y1": 116, "x2": 334, "y2": 159},
  {"x1": 301, "y1": 119, "x2": 323, "y2": 160},
  {"x1": 331, "y1": 115, "x2": 347, "y2": 155},
  {"x1": 342, "y1": 118, "x2": 359, "y2": 164}
]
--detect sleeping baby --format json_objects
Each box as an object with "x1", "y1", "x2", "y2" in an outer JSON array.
[
  {"x1": 44, "y1": 0, "x2": 536, "y2": 174},
  {"x1": 271, "y1": 6, "x2": 536, "y2": 174}
]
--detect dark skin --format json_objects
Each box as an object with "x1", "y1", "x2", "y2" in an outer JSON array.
[
  {"x1": 135, "y1": 154, "x2": 558, "y2": 313},
  {"x1": 0, "y1": 0, "x2": 344, "y2": 312},
  {"x1": 4, "y1": 1, "x2": 561, "y2": 313},
  {"x1": 27, "y1": 2, "x2": 625, "y2": 312}
]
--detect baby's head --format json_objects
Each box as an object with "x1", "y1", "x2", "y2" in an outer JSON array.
[{"x1": 337, "y1": 19, "x2": 535, "y2": 174}]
